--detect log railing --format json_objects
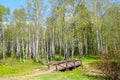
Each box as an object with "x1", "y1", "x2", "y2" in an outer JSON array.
[{"x1": 47, "y1": 59, "x2": 82, "y2": 71}]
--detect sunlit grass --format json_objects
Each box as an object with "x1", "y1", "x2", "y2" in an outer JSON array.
[
  {"x1": 20, "y1": 55, "x2": 106, "y2": 80},
  {"x1": 23, "y1": 67, "x2": 105, "y2": 80},
  {"x1": 82, "y1": 55, "x2": 100, "y2": 63},
  {"x1": 0, "y1": 58, "x2": 44, "y2": 77},
  {"x1": 0, "y1": 56, "x2": 107, "y2": 80}
]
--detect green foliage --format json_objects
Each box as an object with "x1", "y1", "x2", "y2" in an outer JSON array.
[
  {"x1": 0, "y1": 45, "x2": 6, "y2": 55},
  {"x1": 13, "y1": 8, "x2": 25, "y2": 21},
  {"x1": 0, "y1": 5, "x2": 9, "y2": 21},
  {"x1": 0, "y1": 1, "x2": 120, "y2": 80}
]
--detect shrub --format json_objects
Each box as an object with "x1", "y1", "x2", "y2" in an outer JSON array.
[
  {"x1": 54, "y1": 55, "x2": 64, "y2": 61},
  {"x1": 98, "y1": 50, "x2": 120, "y2": 80}
]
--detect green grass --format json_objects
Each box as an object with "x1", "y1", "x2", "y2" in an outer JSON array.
[
  {"x1": 82, "y1": 55, "x2": 100, "y2": 63},
  {"x1": 0, "y1": 56, "x2": 107, "y2": 80},
  {"x1": 23, "y1": 67, "x2": 105, "y2": 80},
  {"x1": 0, "y1": 65, "x2": 30, "y2": 77},
  {"x1": 0, "y1": 58, "x2": 46, "y2": 77},
  {"x1": 27, "y1": 68, "x2": 105, "y2": 80},
  {"x1": 20, "y1": 55, "x2": 106, "y2": 80}
]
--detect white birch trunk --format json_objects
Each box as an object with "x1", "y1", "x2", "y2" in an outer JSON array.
[
  {"x1": 16, "y1": 38, "x2": 20, "y2": 57},
  {"x1": 32, "y1": 34, "x2": 36, "y2": 60},
  {"x1": 46, "y1": 41, "x2": 49, "y2": 62},
  {"x1": 2, "y1": 26, "x2": 5, "y2": 62},
  {"x1": 96, "y1": 29, "x2": 101, "y2": 55},
  {"x1": 28, "y1": 24, "x2": 31, "y2": 59},
  {"x1": 35, "y1": 0, "x2": 40, "y2": 62},
  {"x1": 26, "y1": 42, "x2": 28, "y2": 59},
  {"x1": 11, "y1": 41, "x2": 14, "y2": 58},
  {"x1": 78, "y1": 39, "x2": 82, "y2": 57},
  {"x1": 71, "y1": 34, "x2": 74, "y2": 59}
]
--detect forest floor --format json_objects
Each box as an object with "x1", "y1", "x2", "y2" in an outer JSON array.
[{"x1": 0, "y1": 56, "x2": 107, "y2": 80}]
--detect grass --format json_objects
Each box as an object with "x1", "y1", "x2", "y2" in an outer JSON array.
[
  {"x1": 82, "y1": 55, "x2": 100, "y2": 63},
  {"x1": 0, "y1": 56, "x2": 107, "y2": 80},
  {"x1": 0, "y1": 58, "x2": 46, "y2": 77},
  {"x1": 25, "y1": 68, "x2": 105, "y2": 80},
  {"x1": 20, "y1": 55, "x2": 106, "y2": 80}
]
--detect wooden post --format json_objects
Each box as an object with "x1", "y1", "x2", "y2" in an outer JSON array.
[
  {"x1": 56, "y1": 65, "x2": 58, "y2": 71},
  {"x1": 48, "y1": 64, "x2": 50, "y2": 69},
  {"x1": 47, "y1": 62, "x2": 50, "y2": 70},
  {"x1": 80, "y1": 60, "x2": 82, "y2": 65},
  {"x1": 66, "y1": 60, "x2": 68, "y2": 70},
  {"x1": 73, "y1": 60, "x2": 76, "y2": 68}
]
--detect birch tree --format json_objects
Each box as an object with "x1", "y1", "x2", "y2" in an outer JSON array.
[{"x1": 0, "y1": 5, "x2": 9, "y2": 63}]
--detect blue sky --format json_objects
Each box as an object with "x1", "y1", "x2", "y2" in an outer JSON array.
[
  {"x1": 0, "y1": 0, "x2": 26, "y2": 13},
  {"x1": 0, "y1": 0, "x2": 50, "y2": 13},
  {"x1": 111, "y1": 0, "x2": 120, "y2": 3},
  {"x1": 0, "y1": 0, "x2": 120, "y2": 14}
]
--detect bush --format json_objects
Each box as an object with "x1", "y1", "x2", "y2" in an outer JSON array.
[
  {"x1": 54, "y1": 55, "x2": 64, "y2": 61},
  {"x1": 98, "y1": 50, "x2": 120, "y2": 80}
]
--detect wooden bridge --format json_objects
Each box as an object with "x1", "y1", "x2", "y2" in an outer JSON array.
[{"x1": 48, "y1": 60, "x2": 82, "y2": 71}]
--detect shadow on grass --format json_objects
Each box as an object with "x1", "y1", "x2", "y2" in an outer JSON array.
[
  {"x1": 85, "y1": 55, "x2": 100, "y2": 59},
  {"x1": 84, "y1": 74, "x2": 107, "y2": 80}
]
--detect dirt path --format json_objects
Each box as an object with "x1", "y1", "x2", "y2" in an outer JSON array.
[{"x1": 0, "y1": 68, "x2": 55, "y2": 80}]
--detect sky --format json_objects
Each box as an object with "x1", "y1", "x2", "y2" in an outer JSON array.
[
  {"x1": 0, "y1": 0, "x2": 50, "y2": 14},
  {"x1": 0, "y1": 0, "x2": 120, "y2": 14},
  {"x1": 111, "y1": 0, "x2": 120, "y2": 3},
  {"x1": 0, "y1": 0, "x2": 26, "y2": 13}
]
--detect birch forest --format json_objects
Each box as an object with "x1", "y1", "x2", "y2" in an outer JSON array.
[
  {"x1": 0, "y1": 0, "x2": 120, "y2": 79},
  {"x1": 0, "y1": 0, "x2": 120, "y2": 62}
]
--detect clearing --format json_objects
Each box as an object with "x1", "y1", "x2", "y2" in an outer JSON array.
[{"x1": 0, "y1": 56, "x2": 106, "y2": 80}]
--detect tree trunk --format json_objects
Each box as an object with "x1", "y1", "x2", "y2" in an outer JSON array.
[
  {"x1": 96, "y1": 29, "x2": 101, "y2": 55},
  {"x1": 28, "y1": 24, "x2": 31, "y2": 59},
  {"x1": 16, "y1": 38, "x2": 20, "y2": 58},
  {"x1": 35, "y1": 0, "x2": 40, "y2": 62},
  {"x1": 78, "y1": 39, "x2": 83, "y2": 57},
  {"x1": 84, "y1": 30, "x2": 88, "y2": 55},
  {"x1": 2, "y1": 26, "x2": 5, "y2": 62},
  {"x1": 26, "y1": 42, "x2": 28, "y2": 59},
  {"x1": 71, "y1": 34, "x2": 74, "y2": 59}
]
